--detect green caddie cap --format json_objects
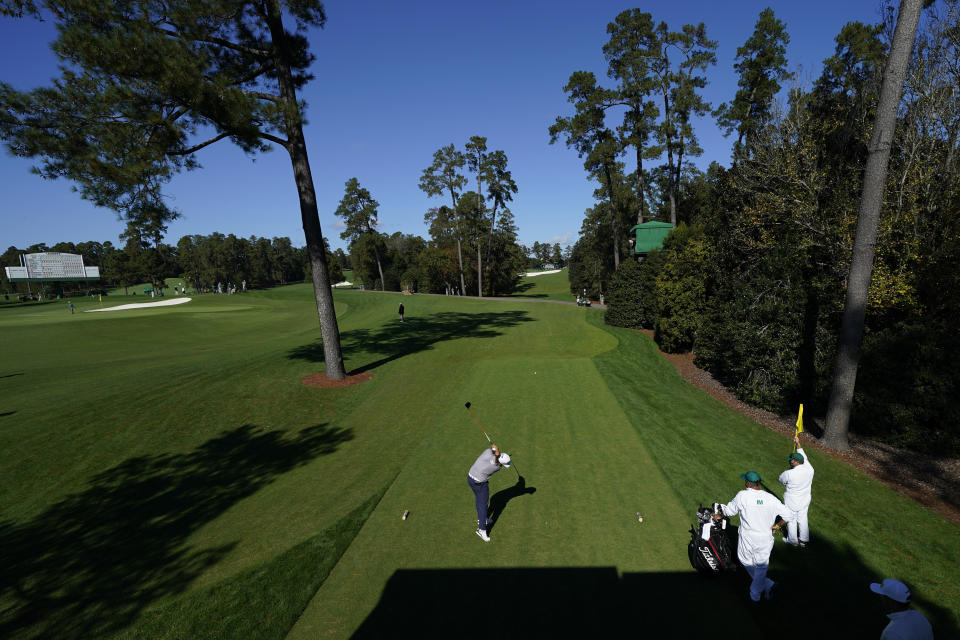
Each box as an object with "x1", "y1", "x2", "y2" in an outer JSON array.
[
  {"x1": 788, "y1": 452, "x2": 805, "y2": 463},
  {"x1": 740, "y1": 471, "x2": 762, "y2": 483}
]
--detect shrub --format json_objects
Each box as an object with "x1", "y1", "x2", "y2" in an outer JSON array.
[
  {"x1": 653, "y1": 225, "x2": 710, "y2": 353},
  {"x1": 853, "y1": 320, "x2": 960, "y2": 456},
  {"x1": 604, "y1": 252, "x2": 663, "y2": 329}
]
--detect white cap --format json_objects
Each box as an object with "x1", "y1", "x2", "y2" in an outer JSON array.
[
  {"x1": 499, "y1": 452, "x2": 511, "y2": 467},
  {"x1": 870, "y1": 579, "x2": 911, "y2": 603}
]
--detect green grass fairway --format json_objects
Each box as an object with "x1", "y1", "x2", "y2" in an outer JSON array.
[
  {"x1": 506, "y1": 268, "x2": 574, "y2": 301},
  {"x1": 1, "y1": 286, "x2": 957, "y2": 639}
]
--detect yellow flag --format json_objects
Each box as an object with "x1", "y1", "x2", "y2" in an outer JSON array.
[{"x1": 795, "y1": 404, "x2": 804, "y2": 436}]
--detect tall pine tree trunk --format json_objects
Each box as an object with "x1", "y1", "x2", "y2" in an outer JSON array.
[
  {"x1": 822, "y1": 0, "x2": 922, "y2": 450},
  {"x1": 476, "y1": 161, "x2": 484, "y2": 297},
  {"x1": 448, "y1": 188, "x2": 466, "y2": 294},
  {"x1": 476, "y1": 242, "x2": 482, "y2": 296},
  {"x1": 662, "y1": 93, "x2": 678, "y2": 225},
  {"x1": 267, "y1": 0, "x2": 345, "y2": 379},
  {"x1": 371, "y1": 235, "x2": 385, "y2": 290},
  {"x1": 636, "y1": 145, "x2": 645, "y2": 225},
  {"x1": 603, "y1": 163, "x2": 621, "y2": 268}
]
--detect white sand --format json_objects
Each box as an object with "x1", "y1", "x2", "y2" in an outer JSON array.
[
  {"x1": 522, "y1": 269, "x2": 562, "y2": 277},
  {"x1": 332, "y1": 281, "x2": 353, "y2": 287},
  {"x1": 84, "y1": 297, "x2": 193, "y2": 312}
]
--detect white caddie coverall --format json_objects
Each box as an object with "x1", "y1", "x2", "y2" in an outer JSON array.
[
  {"x1": 779, "y1": 447, "x2": 814, "y2": 545},
  {"x1": 721, "y1": 488, "x2": 794, "y2": 602}
]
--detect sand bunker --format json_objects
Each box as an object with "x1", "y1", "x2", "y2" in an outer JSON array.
[
  {"x1": 522, "y1": 269, "x2": 562, "y2": 277},
  {"x1": 85, "y1": 297, "x2": 193, "y2": 312}
]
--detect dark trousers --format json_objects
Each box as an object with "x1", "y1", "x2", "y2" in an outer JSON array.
[{"x1": 468, "y1": 476, "x2": 489, "y2": 530}]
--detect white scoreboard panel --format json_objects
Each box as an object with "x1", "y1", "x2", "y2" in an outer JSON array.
[
  {"x1": 4, "y1": 253, "x2": 100, "y2": 281},
  {"x1": 24, "y1": 253, "x2": 87, "y2": 279}
]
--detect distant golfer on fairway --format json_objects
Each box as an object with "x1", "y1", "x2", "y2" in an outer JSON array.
[
  {"x1": 779, "y1": 435, "x2": 815, "y2": 547},
  {"x1": 714, "y1": 471, "x2": 795, "y2": 602},
  {"x1": 398, "y1": 302, "x2": 405, "y2": 322},
  {"x1": 467, "y1": 444, "x2": 511, "y2": 542}
]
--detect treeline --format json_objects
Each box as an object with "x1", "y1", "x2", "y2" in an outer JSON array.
[
  {"x1": 339, "y1": 135, "x2": 527, "y2": 295},
  {"x1": 0, "y1": 234, "x2": 343, "y2": 296},
  {"x1": 562, "y1": 5, "x2": 960, "y2": 455}
]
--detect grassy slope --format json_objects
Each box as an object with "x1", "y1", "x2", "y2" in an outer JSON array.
[
  {"x1": 505, "y1": 268, "x2": 573, "y2": 301},
  {"x1": 1, "y1": 287, "x2": 956, "y2": 639},
  {"x1": 589, "y1": 314, "x2": 960, "y2": 636}
]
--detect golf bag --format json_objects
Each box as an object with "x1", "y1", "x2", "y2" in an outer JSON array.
[{"x1": 688, "y1": 503, "x2": 737, "y2": 575}]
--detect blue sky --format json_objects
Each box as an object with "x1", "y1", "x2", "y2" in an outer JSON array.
[{"x1": 1, "y1": 0, "x2": 890, "y2": 253}]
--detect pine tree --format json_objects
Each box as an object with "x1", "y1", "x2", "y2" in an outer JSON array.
[{"x1": 0, "y1": 0, "x2": 347, "y2": 378}]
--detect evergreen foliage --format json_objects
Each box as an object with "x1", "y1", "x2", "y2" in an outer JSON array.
[
  {"x1": 652, "y1": 224, "x2": 709, "y2": 353},
  {"x1": 561, "y1": 5, "x2": 960, "y2": 455},
  {"x1": 604, "y1": 254, "x2": 659, "y2": 329},
  {"x1": 0, "y1": 0, "x2": 347, "y2": 377}
]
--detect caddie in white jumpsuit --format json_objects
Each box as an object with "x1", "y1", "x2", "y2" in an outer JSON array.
[
  {"x1": 716, "y1": 471, "x2": 794, "y2": 602},
  {"x1": 779, "y1": 435, "x2": 814, "y2": 546}
]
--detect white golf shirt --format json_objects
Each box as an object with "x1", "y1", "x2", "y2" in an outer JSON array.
[
  {"x1": 721, "y1": 488, "x2": 793, "y2": 566},
  {"x1": 778, "y1": 447, "x2": 815, "y2": 510}
]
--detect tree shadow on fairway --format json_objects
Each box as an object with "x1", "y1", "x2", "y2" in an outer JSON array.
[
  {"x1": 0, "y1": 423, "x2": 352, "y2": 640},
  {"x1": 487, "y1": 475, "x2": 536, "y2": 533},
  {"x1": 287, "y1": 310, "x2": 535, "y2": 374},
  {"x1": 506, "y1": 282, "x2": 547, "y2": 298},
  {"x1": 353, "y1": 534, "x2": 959, "y2": 639}
]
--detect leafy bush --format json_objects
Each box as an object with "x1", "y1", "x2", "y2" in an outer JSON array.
[
  {"x1": 604, "y1": 252, "x2": 663, "y2": 329},
  {"x1": 853, "y1": 320, "x2": 960, "y2": 456},
  {"x1": 653, "y1": 224, "x2": 710, "y2": 353},
  {"x1": 694, "y1": 247, "x2": 811, "y2": 412}
]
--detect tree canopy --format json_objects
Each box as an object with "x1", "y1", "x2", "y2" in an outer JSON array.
[{"x1": 0, "y1": 0, "x2": 347, "y2": 378}]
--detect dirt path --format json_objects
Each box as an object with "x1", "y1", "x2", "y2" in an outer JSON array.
[{"x1": 641, "y1": 330, "x2": 960, "y2": 526}]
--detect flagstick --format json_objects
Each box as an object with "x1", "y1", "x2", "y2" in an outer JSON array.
[{"x1": 794, "y1": 404, "x2": 804, "y2": 451}]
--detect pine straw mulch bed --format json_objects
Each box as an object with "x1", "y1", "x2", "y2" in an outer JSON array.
[
  {"x1": 301, "y1": 371, "x2": 372, "y2": 388},
  {"x1": 636, "y1": 330, "x2": 960, "y2": 526}
]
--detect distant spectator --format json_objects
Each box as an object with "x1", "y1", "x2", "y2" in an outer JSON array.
[
  {"x1": 869, "y1": 579, "x2": 933, "y2": 639},
  {"x1": 398, "y1": 302, "x2": 405, "y2": 322},
  {"x1": 68, "y1": 301, "x2": 75, "y2": 314}
]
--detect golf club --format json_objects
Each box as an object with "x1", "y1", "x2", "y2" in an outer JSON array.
[
  {"x1": 465, "y1": 402, "x2": 521, "y2": 476},
  {"x1": 464, "y1": 402, "x2": 492, "y2": 444}
]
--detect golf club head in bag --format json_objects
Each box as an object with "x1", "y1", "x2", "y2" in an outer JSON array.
[{"x1": 688, "y1": 502, "x2": 737, "y2": 576}]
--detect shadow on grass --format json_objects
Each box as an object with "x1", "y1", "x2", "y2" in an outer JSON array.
[
  {"x1": 354, "y1": 535, "x2": 958, "y2": 639},
  {"x1": 0, "y1": 423, "x2": 352, "y2": 640},
  {"x1": 287, "y1": 310, "x2": 534, "y2": 374},
  {"x1": 505, "y1": 282, "x2": 547, "y2": 298},
  {"x1": 0, "y1": 372, "x2": 24, "y2": 379},
  {"x1": 487, "y1": 475, "x2": 536, "y2": 533}
]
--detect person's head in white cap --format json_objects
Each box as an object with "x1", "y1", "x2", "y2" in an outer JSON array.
[
  {"x1": 869, "y1": 579, "x2": 934, "y2": 639},
  {"x1": 498, "y1": 452, "x2": 511, "y2": 468}
]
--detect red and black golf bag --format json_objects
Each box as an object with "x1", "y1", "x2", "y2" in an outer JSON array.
[{"x1": 688, "y1": 503, "x2": 737, "y2": 575}]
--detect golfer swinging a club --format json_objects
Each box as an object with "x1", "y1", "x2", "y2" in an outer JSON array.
[{"x1": 467, "y1": 444, "x2": 511, "y2": 542}]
